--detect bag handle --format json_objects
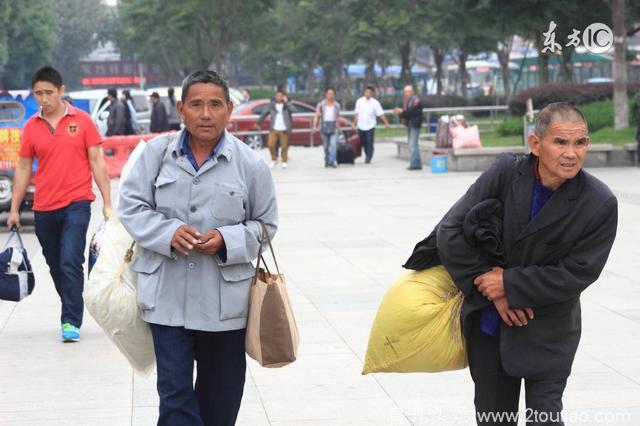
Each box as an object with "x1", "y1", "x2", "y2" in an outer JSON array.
[
  {"x1": 4, "y1": 225, "x2": 25, "y2": 251},
  {"x1": 254, "y1": 220, "x2": 280, "y2": 279}
]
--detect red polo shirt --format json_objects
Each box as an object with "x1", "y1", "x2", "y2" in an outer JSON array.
[{"x1": 19, "y1": 103, "x2": 102, "y2": 211}]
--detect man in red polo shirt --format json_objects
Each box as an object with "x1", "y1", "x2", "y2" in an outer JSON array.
[{"x1": 7, "y1": 66, "x2": 112, "y2": 343}]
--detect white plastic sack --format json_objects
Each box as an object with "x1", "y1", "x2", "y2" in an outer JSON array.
[{"x1": 85, "y1": 140, "x2": 156, "y2": 376}]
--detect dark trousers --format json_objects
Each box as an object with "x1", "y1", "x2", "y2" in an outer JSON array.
[
  {"x1": 358, "y1": 128, "x2": 375, "y2": 162},
  {"x1": 34, "y1": 200, "x2": 91, "y2": 327},
  {"x1": 467, "y1": 313, "x2": 567, "y2": 425},
  {"x1": 149, "y1": 323, "x2": 247, "y2": 426}
]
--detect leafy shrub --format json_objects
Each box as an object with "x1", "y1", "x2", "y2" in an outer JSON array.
[
  {"x1": 580, "y1": 99, "x2": 614, "y2": 132},
  {"x1": 497, "y1": 116, "x2": 524, "y2": 136}
]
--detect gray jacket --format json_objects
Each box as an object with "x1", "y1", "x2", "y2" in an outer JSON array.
[
  {"x1": 257, "y1": 100, "x2": 296, "y2": 132},
  {"x1": 316, "y1": 100, "x2": 341, "y2": 134},
  {"x1": 118, "y1": 129, "x2": 278, "y2": 331}
]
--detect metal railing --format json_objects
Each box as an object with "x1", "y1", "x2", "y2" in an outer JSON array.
[{"x1": 225, "y1": 105, "x2": 509, "y2": 147}]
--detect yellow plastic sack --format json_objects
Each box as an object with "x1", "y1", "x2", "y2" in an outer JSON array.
[{"x1": 362, "y1": 266, "x2": 468, "y2": 374}]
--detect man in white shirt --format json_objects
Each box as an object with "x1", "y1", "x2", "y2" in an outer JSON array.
[
  {"x1": 257, "y1": 90, "x2": 296, "y2": 169},
  {"x1": 353, "y1": 86, "x2": 390, "y2": 163}
]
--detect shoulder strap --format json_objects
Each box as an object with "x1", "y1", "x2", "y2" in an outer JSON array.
[{"x1": 126, "y1": 132, "x2": 176, "y2": 263}]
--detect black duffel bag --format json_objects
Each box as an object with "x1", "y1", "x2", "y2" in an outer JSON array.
[{"x1": 0, "y1": 226, "x2": 35, "y2": 302}]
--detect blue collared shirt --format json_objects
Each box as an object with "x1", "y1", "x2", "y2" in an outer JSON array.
[{"x1": 179, "y1": 130, "x2": 225, "y2": 171}]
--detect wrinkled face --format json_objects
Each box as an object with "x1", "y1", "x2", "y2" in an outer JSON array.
[
  {"x1": 326, "y1": 89, "x2": 335, "y2": 101},
  {"x1": 364, "y1": 88, "x2": 374, "y2": 99},
  {"x1": 177, "y1": 83, "x2": 233, "y2": 144},
  {"x1": 33, "y1": 81, "x2": 64, "y2": 115},
  {"x1": 275, "y1": 92, "x2": 285, "y2": 103},
  {"x1": 529, "y1": 118, "x2": 589, "y2": 189}
]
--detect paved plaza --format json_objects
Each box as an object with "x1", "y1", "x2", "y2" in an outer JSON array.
[{"x1": 0, "y1": 141, "x2": 639, "y2": 425}]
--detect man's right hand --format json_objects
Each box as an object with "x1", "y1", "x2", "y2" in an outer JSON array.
[
  {"x1": 171, "y1": 225, "x2": 201, "y2": 256},
  {"x1": 7, "y1": 211, "x2": 21, "y2": 229},
  {"x1": 493, "y1": 297, "x2": 534, "y2": 327}
]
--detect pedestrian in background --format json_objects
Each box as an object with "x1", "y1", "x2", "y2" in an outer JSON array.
[
  {"x1": 150, "y1": 91, "x2": 169, "y2": 133},
  {"x1": 257, "y1": 89, "x2": 296, "y2": 169},
  {"x1": 8, "y1": 66, "x2": 112, "y2": 342},
  {"x1": 313, "y1": 87, "x2": 341, "y2": 168},
  {"x1": 121, "y1": 90, "x2": 137, "y2": 135},
  {"x1": 166, "y1": 87, "x2": 181, "y2": 131},
  {"x1": 394, "y1": 85, "x2": 423, "y2": 170},
  {"x1": 119, "y1": 70, "x2": 278, "y2": 426},
  {"x1": 353, "y1": 86, "x2": 390, "y2": 164},
  {"x1": 106, "y1": 88, "x2": 127, "y2": 136}
]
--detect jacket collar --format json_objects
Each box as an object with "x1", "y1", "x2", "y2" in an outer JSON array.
[
  {"x1": 170, "y1": 129, "x2": 234, "y2": 176},
  {"x1": 512, "y1": 154, "x2": 584, "y2": 241}
]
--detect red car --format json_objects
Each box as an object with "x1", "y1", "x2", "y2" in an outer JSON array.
[{"x1": 227, "y1": 99, "x2": 361, "y2": 157}]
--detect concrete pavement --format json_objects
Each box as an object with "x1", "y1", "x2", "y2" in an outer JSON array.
[{"x1": 0, "y1": 141, "x2": 639, "y2": 425}]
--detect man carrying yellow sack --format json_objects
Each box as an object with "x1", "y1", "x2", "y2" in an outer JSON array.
[{"x1": 435, "y1": 103, "x2": 616, "y2": 426}]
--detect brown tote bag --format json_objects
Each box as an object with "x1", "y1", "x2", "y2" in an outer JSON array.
[{"x1": 245, "y1": 222, "x2": 299, "y2": 368}]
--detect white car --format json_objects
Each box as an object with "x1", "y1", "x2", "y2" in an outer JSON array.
[{"x1": 67, "y1": 89, "x2": 151, "y2": 136}]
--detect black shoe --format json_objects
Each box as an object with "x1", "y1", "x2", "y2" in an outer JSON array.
[
  {"x1": 407, "y1": 166, "x2": 422, "y2": 170},
  {"x1": 364, "y1": 158, "x2": 371, "y2": 164}
]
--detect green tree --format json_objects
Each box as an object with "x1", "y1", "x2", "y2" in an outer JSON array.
[
  {"x1": 2, "y1": 0, "x2": 56, "y2": 89},
  {"x1": 52, "y1": 0, "x2": 110, "y2": 90},
  {"x1": 117, "y1": 0, "x2": 273, "y2": 83},
  {"x1": 0, "y1": 1, "x2": 10, "y2": 83}
]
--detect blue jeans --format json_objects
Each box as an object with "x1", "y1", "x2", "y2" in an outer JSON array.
[
  {"x1": 321, "y1": 131, "x2": 338, "y2": 165},
  {"x1": 358, "y1": 128, "x2": 375, "y2": 162},
  {"x1": 34, "y1": 200, "x2": 91, "y2": 327},
  {"x1": 408, "y1": 126, "x2": 422, "y2": 169},
  {"x1": 150, "y1": 324, "x2": 246, "y2": 426}
]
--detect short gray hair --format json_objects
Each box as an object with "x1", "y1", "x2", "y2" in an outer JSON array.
[
  {"x1": 181, "y1": 70, "x2": 230, "y2": 103},
  {"x1": 535, "y1": 102, "x2": 588, "y2": 138}
]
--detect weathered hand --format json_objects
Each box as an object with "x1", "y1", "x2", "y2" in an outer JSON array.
[
  {"x1": 474, "y1": 266, "x2": 506, "y2": 300},
  {"x1": 171, "y1": 225, "x2": 201, "y2": 256},
  {"x1": 493, "y1": 297, "x2": 534, "y2": 327},
  {"x1": 193, "y1": 229, "x2": 225, "y2": 255},
  {"x1": 7, "y1": 211, "x2": 20, "y2": 229}
]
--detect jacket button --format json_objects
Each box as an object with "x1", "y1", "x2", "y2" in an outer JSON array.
[
  {"x1": 190, "y1": 206, "x2": 197, "y2": 213},
  {"x1": 193, "y1": 178, "x2": 200, "y2": 185},
  {"x1": 188, "y1": 262, "x2": 195, "y2": 269}
]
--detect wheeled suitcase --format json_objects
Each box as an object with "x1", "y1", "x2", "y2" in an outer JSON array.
[{"x1": 337, "y1": 143, "x2": 355, "y2": 164}]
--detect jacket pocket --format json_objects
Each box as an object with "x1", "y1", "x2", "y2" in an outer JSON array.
[
  {"x1": 211, "y1": 184, "x2": 246, "y2": 222},
  {"x1": 154, "y1": 175, "x2": 177, "y2": 210},
  {"x1": 218, "y1": 263, "x2": 255, "y2": 320},
  {"x1": 132, "y1": 249, "x2": 164, "y2": 311}
]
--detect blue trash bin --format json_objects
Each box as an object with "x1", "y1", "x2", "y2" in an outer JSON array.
[{"x1": 431, "y1": 154, "x2": 448, "y2": 173}]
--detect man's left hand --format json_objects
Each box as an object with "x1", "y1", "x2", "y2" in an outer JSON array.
[
  {"x1": 474, "y1": 266, "x2": 505, "y2": 300},
  {"x1": 194, "y1": 229, "x2": 225, "y2": 255}
]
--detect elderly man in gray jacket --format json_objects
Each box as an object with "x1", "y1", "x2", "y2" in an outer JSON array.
[{"x1": 119, "y1": 70, "x2": 277, "y2": 426}]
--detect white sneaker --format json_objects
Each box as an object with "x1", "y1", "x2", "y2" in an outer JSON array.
[
  {"x1": 269, "y1": 161, "x2": 277, "y2": 169},
  {"x1": 281, "y1": 162, "x2": 288, "y2": 169}
]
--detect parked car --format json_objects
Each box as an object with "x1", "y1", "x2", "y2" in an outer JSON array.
[
  {"x1": 227, "y1": 99, "x2": 361, "y2": 156},
  {"x1": 0, "y1": 91, "x2": 38, "y2": 212},
  {"x1": 67, "y1": 88, "x2": 151, "y2": 135}
]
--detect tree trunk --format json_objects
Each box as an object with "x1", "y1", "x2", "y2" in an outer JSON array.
[
  {"x1": 495, "y1": 37, "x2": 513, "y2": 99},
  {"x1": 536, "y1": 31, "x2": 550, "y2": 84},
  {"x1": 399, "y1": 41, "x2": 412, "y2": 86},
  {"x1": 458, "y1": 51, "x2": 469, "y2": 98},
  {"x1": 560, "y1": 48, "x2": 573, "y2": 83},
  {"x1": 434, "y1": 47, "x2": 445, "y2": 95},
  {"x1": 364, "y1": 55, "x2": 377, "y2": 90},
  {"x1": 612, "y1": 0, "x2": 629, "y2": 129}
]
